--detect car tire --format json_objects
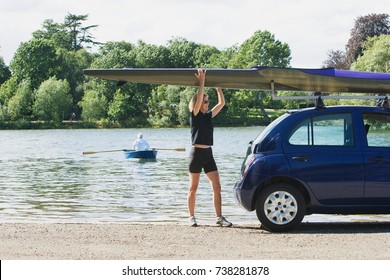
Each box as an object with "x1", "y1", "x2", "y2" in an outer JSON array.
[{"x1": 256, "y1": 183, "x2": 305, "y2": 232}]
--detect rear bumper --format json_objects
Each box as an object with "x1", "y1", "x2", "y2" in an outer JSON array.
[{"x1": 233, "y1": 181, "x2": 253, "y2": 211}]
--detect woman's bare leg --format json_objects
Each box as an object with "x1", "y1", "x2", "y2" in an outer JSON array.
[
  {"x1": 188, "y1": 172, "x2": 201, "y2": 217},
  {"x1": 206, "y1": 170, "x2": 222, "y2": 217}
]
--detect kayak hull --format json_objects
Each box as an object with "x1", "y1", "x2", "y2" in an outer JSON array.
[{"x1": 123, "y1": 149, "x2": 157, "y2": 159}]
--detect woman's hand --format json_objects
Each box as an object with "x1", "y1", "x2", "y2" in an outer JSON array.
[{"x1": 195, "y1": 68, "x2": 206, "y2": 87}]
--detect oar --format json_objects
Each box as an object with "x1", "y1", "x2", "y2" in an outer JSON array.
[
  {"x1": 83, "y1": 147, "x2": 186, "y2": 155},
  {"x1": 82, "y1": 149, "x2": 125, "y2": 155},
  {"x1": 155, "y1": 148, "x2": 186, "y2": 152}
]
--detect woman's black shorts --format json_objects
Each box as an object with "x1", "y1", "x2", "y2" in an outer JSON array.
[{"x1": 188, "y1": 147, "x2": 218, "y2": 173}]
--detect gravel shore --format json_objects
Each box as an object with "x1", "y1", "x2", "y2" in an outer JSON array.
[{"x1": 1, "y1": 222, "x2": 390, "y2": 259}]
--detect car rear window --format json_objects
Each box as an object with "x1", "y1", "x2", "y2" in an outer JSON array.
[
  {"x1": 363, "y1": 113, "x2": 390, "y2": 148},
  {"x1": 288, "y1": 113, "x2": 354, "y2": 146}
]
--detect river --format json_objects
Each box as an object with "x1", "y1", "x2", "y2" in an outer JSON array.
[{"x1": 0, "y1": 127, "x2": 388, "y2": 224}]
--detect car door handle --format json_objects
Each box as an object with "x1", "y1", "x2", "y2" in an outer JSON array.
[
  {"x1": 292, "y1": 156, "x2": 309, "y2": 162},
  {"x1": 368, "y1": 156, "x2": 385, "y2": 162}
]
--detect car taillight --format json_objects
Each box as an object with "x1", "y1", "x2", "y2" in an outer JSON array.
[{"x1": 242, "y1": 155, "x2": 255, "y2": 177}]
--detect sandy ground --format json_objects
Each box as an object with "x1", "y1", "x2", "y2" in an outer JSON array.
[{"x1": 1, "y1": 222, "x2": 390, "y2": 260}]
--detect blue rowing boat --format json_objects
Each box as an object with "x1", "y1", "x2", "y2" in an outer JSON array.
[{"x1": 123, "y1": 149, "x2": 157, "y2": 159}]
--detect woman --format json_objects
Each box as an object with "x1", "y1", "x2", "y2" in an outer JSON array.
[{"x1": 187, "y1": 68, "x2": 232, "y2": 227}]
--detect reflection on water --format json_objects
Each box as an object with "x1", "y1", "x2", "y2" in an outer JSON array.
[{"x1": 0, "y1": 128, "x2": 389, "y2": 224}]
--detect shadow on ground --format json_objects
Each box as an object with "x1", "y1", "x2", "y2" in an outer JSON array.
[{"x1": 232, "y1": 221, "x2": 390, "y2": 234}]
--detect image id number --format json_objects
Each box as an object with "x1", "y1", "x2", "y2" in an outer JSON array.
[{"x1": 215, "y1": 266, "x2": 269, "y2": 276}]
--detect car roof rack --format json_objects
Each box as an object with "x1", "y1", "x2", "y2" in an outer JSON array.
[
  {"x1": 377, "y1": 96, "x2": 389, "y2": 109},
  {"x1": 270, "y1": 81, "x2": 388, "y2": 101}
]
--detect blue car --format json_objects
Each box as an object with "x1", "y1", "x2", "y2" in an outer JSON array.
[{"x1": 234, "y1": 103, "x2": 390, "y2": 232}]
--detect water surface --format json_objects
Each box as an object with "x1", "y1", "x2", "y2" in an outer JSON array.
[{"x1": 0, "y1": 127, "x2": 388, "y2": 224}]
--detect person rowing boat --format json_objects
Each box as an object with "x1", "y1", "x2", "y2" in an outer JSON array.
[{"x1": 132, "y1": 133, "x2": 150, "y2": 151}]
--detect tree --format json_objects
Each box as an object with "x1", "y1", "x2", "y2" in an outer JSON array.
[
  {"x1": 0, "y1": 56, "x2": 11, "y2": 85},
  {"x1": 64, "y1": 13, "x2": 100, "y2": 51},
  {"x1": 31, "y1": 15, "x2": 96, "y2": 114},
  {"x1": 32, "y1": 19, "x2": 71, "y2": 50},
  {"x1": 134, "y1": 41, "x2": 170, "y2": 68},
  {"x1": 55, "y1": 48, "x2": 93, "y2": 108},
  {"x1": 148, "y1": 85, "x2": 187, "y2": 127},
  {"x1": 322, "y1": 50, "x2": 348, "y2": 69},
  {"x1": 33, "y1": 77, "x2": 72, "y2": 123},
  {"x1": 177, "y1": 87, "x2": 197, "y2": 126},
  {"x1": 208, "y1": 45, "x2": 238, "y2": 68},
  {"x1": 167, "y1": 37, "x2": 199, "y2": 67},
  {"x1": 10, "y1": 38, "x2": 59, "y2": 89},
  {"x1": 7, "y1": 80, "x2": 33, "y2": 121},
  {"x1": 228, "y1": 30, "x2": 291, "y2": 120},
  {"x1": 352, "y1": 35, "x2": 390, "y2": 72},
  {"x1": 230, "y1": 30, "x2": 291, "y2": 68},
  {"x1": 0, "y1": 76, "x2": 17, "y2": 123},
  {"x1": 325, "y1": 13, "x2": 390, "y2": 69},
  {"x1": 107, "y1": 87, "x2": 149, "y2": 126},
  {"x1": 345, "y1": 14, "x2": 389, "y2": 66},
  {"x1": 107, "y1": 89, "x2": 129, "y2": 123},
  {"x1": 193, "y1": 44, "x2": 220, "y2": 67},
  {"x1": 33, "y1": 14, "x2": 100, "y2": 52},
  {"x1": 78, "y1": 89, "x2": 107, "y2": 121},
  {"x1": 85, "y1": 41, "x2": 152, "y2": 125},
  {"x1": 0, "y1": 76, "x2": 18, "y2": 106},
  {"x1": 84, "y1": 41, "x2": 138, "y2": 118}
]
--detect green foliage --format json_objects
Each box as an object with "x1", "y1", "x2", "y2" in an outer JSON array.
[
  {"x1": 135, "y1": 41, "x2": 170, "y2": 68},
  {"x1": 87, "y1": 41, "x2": 137, "y2": 103},
  {"x1": 322, "y1": 50, "x2": 348, "y2": 69},
  {"x1": 193, "y1": 45, "x2": 221, "y2": 67},
  {"x1": 226, "y1": 30, "x2": 291, "y2": 112},
  {"x1": 208, "y1": 45, "x2": 239, "y2": 68},
  {"x1": 4, "y1": 13, "x2": 389, "y2": 129},
  {"x1": 108, "y1": 89, "x2": 131, "y2": 122},
  {"x1": 56, "y1": 48, "x2": 94, "y2": 105},
  {"x1": 352, "y1": 35, "x2": 390, "y2": 72},
  {"x1": 64, "y1": 13, "x2": 100, "y2": 51},
  {"x1": 7, "y1": 80, "x2": 33, "y2": 121},
  {"x1": 92, "y1": 41, "x2": 136, "y2": 71},
  {"x1": 148, "y1": 85, "x2": 194, "y2": 127},
  {"x1": 33, "y1": 77, "x2": 72, "y2": 123},
  {"x1": 33, "y1": 14, "x2": 100, "y2": 51},
  {"x1": 0, "y1": 56, "x2": 11, "y2": 85},
  {"x1": 0, "y1": 104, "x2": 8, "y2": 123},
  {"x1": 10, "y1": 38, "x2": 59, "y2": 89},
  {"x1": 345, "y1": 14, "x2": 389, "y2": 67},
  {"x1": 324, "y1": 13, "x2": 389, "y2": 69},
  {"x1": 33, "y1": 19, "x2": 72, "y2": 50},
  {"x1": 166, "y1": 37, "x2": 198, "y2": 67},
  {"x1": 107, "y1": 85, "x2": 150, "y2": 126},
  {"x1": 78, "y1": 89, "x2": 107, "y2": 121},
  {"x1": 0, "y1": 76, "x2": 18, "y2": 105},
  {"x1": 230, "y1": 30, "x2": 291, "y2": 68}
]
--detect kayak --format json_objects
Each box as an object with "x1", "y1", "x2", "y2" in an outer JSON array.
[{"x1": 123, "y1": 149, "x2": 157, "y2": 159}]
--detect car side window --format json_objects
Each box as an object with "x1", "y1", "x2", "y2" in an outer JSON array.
[
  {"x1": 289, "y1": 113, "x2": 354, "y2": 146},
  {"x1": 363, "y1": 113, "x2": 390, "y2": 148}
]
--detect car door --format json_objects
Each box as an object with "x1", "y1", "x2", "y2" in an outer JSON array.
[
  {"x1": 284, "y1": 112, "x2": 365, "y2": 205},
  {"x1": 362, "y1": 112, "x2": 390, "y2": 203}
]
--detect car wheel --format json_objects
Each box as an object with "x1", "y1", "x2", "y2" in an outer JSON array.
[{"x1": 256, "y1": 183, "x2": 305, "y2": 232}]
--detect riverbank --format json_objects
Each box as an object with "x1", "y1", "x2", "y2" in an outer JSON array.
[
  {"x1": 0, "y1": 119, "x2": 272, "y2": 130},
  {"x1": 1, "y1": 222, "x2": 390, "y2": 259}
]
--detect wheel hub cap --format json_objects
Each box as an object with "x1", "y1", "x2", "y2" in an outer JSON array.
[{"x1": 264, "y1": 191, "x2": 297, "y2": 225}]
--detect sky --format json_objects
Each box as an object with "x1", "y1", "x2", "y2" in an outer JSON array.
[{"x1": 0, "y1": 0, "x2": 389, "y2": 68}]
